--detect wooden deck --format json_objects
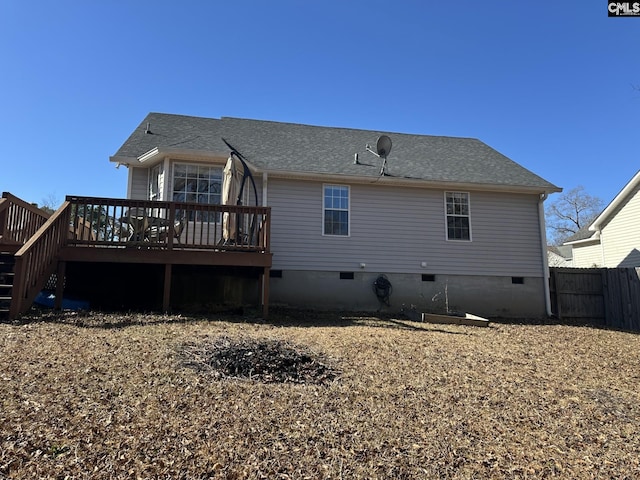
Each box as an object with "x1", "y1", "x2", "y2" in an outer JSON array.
[{"x1": 0, "y1": 193, "x2": 272, "y2": 319}]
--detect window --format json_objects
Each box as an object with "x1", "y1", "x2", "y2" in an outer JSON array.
[
  {"x1": 323, "y1": 185, "x2": 349, "y2": 236},
  {"x1": 172, "y1": 163, "x2": 222, "y2": 220},
  {"x1": 445, "y1": 192, "x2": 471, "y2": 241},
  {"x1": 149, "y1": 163, "x2": 162, "y2": 201}
]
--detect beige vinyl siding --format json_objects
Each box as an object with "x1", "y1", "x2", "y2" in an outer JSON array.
[
  {"x1": 571, "y1": 242, "x2": 603, "y2": 268},
  {"x1": 268, "y1": 178, "x2": 545, "y2": 277},
  {"x1": 599, "y1": 182, "x2": 640, "y2": 267},
  {"x1": 129, "y1": 167, "x2": 149, "y2": 200}
]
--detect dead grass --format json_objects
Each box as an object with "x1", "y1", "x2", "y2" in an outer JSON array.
[{"x1": 1, "y1": 309, "x2": 640, "y2": 479}]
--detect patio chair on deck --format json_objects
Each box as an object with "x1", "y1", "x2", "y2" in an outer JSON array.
[
  {"x1": 126, "y1": 208, "x2": 149, "y2": 242},
  {"x1": 148, "y1": 216, "x2": 185, "y2": 243}
]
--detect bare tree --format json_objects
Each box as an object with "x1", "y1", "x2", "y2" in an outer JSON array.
[
  {"x1": 545, "y1": 186, "x2": 604, "y2": 246},
  {"x1": 40, "y1": 193, "x2": 61, "y2": 215}
]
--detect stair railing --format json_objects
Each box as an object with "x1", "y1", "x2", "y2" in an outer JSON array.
[
  {"x1": 0, "y1": 192, "x2": 51, "y2": 246},
  {"x1": 10, "y1": 201, "x2": 71, "y2": 319}
]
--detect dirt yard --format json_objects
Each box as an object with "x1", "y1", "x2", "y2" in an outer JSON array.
[{"x1": 1, "y1": 309, "x2": 639, "y2": 479}]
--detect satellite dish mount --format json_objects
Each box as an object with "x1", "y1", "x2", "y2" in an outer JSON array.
[{"x1": 365, "y1": 135, "x2": 393, "y2": 175}]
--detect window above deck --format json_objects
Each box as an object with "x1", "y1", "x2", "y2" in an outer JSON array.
[{"x1": 172, "y1": 163, "x2": 222, "y2": 205}]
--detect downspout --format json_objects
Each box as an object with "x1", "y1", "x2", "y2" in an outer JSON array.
[
  {"x1": 597, "y1": 229, "x2": 606, "y2": 267},
  {"x1": 538, "y1": 193, "x2": 552, "y2": 317}
]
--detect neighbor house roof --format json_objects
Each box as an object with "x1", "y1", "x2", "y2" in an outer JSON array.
[
  {"x1": 562, "y1": 170, "x2": 640, "y2": 246},
  {"x1": 548, "y1": 245, "x2": 572, "y2": 259},
  {"x1": 111, "y1": 113, "x2": 560, "y2": 194},
  {"x1": 563, "y1": 225, "x2": 599, "y2": 246}
]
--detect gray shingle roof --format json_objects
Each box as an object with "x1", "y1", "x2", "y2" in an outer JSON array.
[
  {"x1": 563, "y1": 225, "x2": 597, "y2": 243},
  {"x1": 113, "y1": 112, "x2": 560, "y2": 192}
]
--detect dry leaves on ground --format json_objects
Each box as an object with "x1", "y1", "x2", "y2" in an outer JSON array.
[{"x1": 1, "y1": 309, "x2": 639, "y2": 479}]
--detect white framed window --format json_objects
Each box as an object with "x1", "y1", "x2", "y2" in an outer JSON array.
[
  {"x1": 149, "y1": 163, "x2": 162, "y2": 201},
  {"x1": 172, "y1": 163, "x2": 222, "y2": 221},
  {"x1": 323, "y1": 184, "x2": 350, "y2": 236},
  {"x1": 172, "y1": 163, "x2": 222, "y2": 204},
  {"x1": 445, "y1": 191, "x2": 471, "y2": 241}
]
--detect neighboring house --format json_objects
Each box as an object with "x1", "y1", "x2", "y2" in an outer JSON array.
[
  {"x1": 565, "y1": 170, "x2": 640, "y2": 268},
  {"x1": 110, "y1": 113, "x2": 561, "y2": 318},
  {"x1": 547, "y1": 245, "x2": 572, "y2": 267}
]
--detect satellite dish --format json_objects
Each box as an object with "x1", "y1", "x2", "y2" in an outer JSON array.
[
  {"x1": 364, "y1": 135, "x2": 393, "y2": 176},
  {"x1": 376, "y1": 135, "x2": 392, "y2": 158}
]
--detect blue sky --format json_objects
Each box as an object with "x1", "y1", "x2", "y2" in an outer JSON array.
[{"x1": 1, "y1": 1, "x2": 638, "y2": 209}]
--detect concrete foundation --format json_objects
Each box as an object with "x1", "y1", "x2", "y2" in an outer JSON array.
[{"x1": 269, "y1": 270, "x2": 547, "y2": 318}]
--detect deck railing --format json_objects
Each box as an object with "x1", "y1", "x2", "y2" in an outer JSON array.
[
  {"x1": 7, "y1": 196, "x2": 271, "y2": 319},
  {"x1": 0, "y1": 192, "x2": 51, "y2": 246},
  {"x1": 65, "y1": 196, "x2": 270, "y2": 252}
]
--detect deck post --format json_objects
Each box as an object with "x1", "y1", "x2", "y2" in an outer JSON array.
[
  {"x1": 54, "y1": 261, "x2": 66, "y2": 310},
  {"x1": 261, "y1": 266, "x2": 270, "y2": 319},
  {"x1": 163, "y1": 263, "x2": 172, "y2": 312}
]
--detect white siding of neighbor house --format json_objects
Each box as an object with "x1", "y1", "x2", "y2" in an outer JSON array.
[
  {"x1": 571, "y1": 241, "x2": 603, "y2": 268},
  {"x1": 599, "y1": 182, "x2": 640, "y2": 267},
  {"x1": 268, "y1": 178, "x2": 545, "y2": 277}
]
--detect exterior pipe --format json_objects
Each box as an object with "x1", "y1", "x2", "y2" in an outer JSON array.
[
  {"x1": 538, "y1": 193, "x2": 552, "y2": 317},
  {"x1": 598, "y1": 228, "x2": 606, "y2": 266}
]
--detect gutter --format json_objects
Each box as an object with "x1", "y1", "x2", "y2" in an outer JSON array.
[{"x1": 538, "y1": 193, "x2": 553, "y2": 317}]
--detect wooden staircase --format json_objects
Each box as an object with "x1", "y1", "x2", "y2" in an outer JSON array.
[
  {"x1": 0, "y1": 192, "x2": 53, "y2": 320},
  {"x1": 0, "y1": 250, "x2": 16, "y2": 319}
]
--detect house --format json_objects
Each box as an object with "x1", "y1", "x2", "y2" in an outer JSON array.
[
  {"x1": 107, "y1": 113, "x2": 560, "y2": 318},
  {"x1": 547, "y1": 245, "x2": 572, "y2": 267},
  {"x1": 565, "y1": 170, "x2": 640, "y2": 268}
]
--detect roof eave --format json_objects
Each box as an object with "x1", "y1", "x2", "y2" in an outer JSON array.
[
  {"x1": 589, "y1": 169, "x2": 640, "y2": 231},
  {"x1": 110, "y1": 147, "x2": 231, "y2": 167},
  {"x1": 564, "y1": 233, "x2": 600, "y2": 246}
]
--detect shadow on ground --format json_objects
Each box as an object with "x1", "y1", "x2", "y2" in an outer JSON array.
[{"x1": 5, "y1": 305, "x2": 471, "y2": 335}]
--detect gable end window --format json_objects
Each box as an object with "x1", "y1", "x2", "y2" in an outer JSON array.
[
  {"x1": 323, "y1": 185, "x2": 349, "y2": 236},
  {"x1": 445, "y1": 192, "x2": 471, "y2": 241}
]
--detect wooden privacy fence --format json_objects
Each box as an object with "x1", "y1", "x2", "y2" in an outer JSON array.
[{"x1": 549, "y1": 267, "x2": 640, "y2": 331}]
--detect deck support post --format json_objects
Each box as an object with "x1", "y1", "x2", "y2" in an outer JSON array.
[
  {"x1": 163, "y1": 263, "x2": 172, "y2": 312},
  {"x1": 54, "y1": 261, "x2": 66, "y2": 311},
  {"x1": 261, "y1": 266, "x2": 270, "y2": 319}
]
